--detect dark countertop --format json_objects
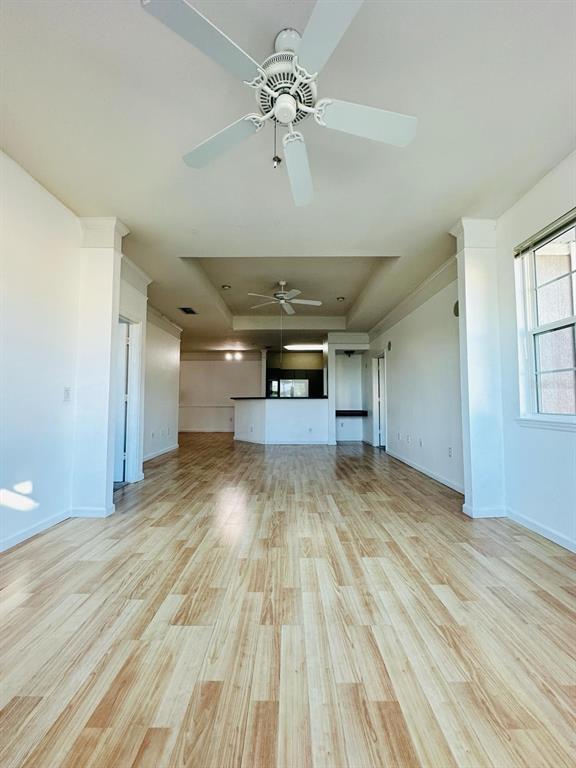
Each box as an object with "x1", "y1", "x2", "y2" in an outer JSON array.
[{"x1": 231, "y1": 396, "x2": 328, "y2": 400}]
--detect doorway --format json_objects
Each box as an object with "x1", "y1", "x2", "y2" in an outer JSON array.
[
  {"x1": 114, "y1": 319, "x2": 130, "y2": 490},
  {"x1": 377, "y1": 355, "x2": 387, "y2": 449}
]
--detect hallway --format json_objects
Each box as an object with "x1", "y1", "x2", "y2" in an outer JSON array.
[{"x1": 1, "y1": 433, "x2": 574, "y2": 767}]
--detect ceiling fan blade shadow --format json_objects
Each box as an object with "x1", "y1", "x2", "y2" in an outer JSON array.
[
  {"x1": 141, "y1": 0, "x2": 260, "y2": 82},
  {"x1": 248, "y1": 293, "x2": 276, "y2": 300},
  {"x1": 282, "y1": 131, "x2": 313, "y2": 207},
  {"x1": 250, "y1": 301, "x2": 277, "y2": 309},
  {"x1": 183, "y1": 115, "x2": 262, "y2": 168},
  {"x1": 282, "y1": 302, "x2": 296, "y2": 315},
  {"x1": 284, "y1": 289, "x2": 301, "y2": 300},
  {"x1": 290, "y1": 299, "x2": 322, "y2": 306},
  {"x1": 315, "y1": 98, "x2": 417, "y2": 147},
  {"x1": 298, "y1": 0, "x2": 364, "y2": 75}
]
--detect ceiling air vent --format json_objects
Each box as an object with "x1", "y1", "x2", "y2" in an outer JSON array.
[{"x1": 179, "y1": 307, "x2": 197, "y2": 315}]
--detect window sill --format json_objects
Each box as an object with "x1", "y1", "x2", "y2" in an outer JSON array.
[{"x1": 516, "y1": 415, "x2": 576, "y2": 433}]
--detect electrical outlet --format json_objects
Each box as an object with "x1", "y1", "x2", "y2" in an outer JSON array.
[
  {"x1": 397, "y1": 432, "x2": 401, "y2": 441},
  {"x1": 151, "y1": 431, "x2": 155, "y2": 438},
  {"x1": 340, "y1": 421, "x2": 344, "y2": 428},
  {"x1": 448, "y1": 446, "x2": 452, "y2": 458},
  {"x1": 63, "y1": 386, "x2": 71, "y2": 403},
  {"x1": 406, "y1": 435, "x2": 411, "y2": 444},
  {"x1": 250, "y1": 425, "x2": 253, "y2": 432},
  {"x1": 419, "y1": 437, "x2": 423, "y2": 447}
]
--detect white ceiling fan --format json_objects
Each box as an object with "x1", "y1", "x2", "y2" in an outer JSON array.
[
  {"x1": 141, "y1": 0, "x2": 417, "y2": 207},
  {"x1": 249, "y1": 281, "x2": 322, "y2": 315}
]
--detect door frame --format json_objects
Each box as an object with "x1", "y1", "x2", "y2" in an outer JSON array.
[
  {"x1": 114, "y1": 315, "x2": 145, "y2": 485},
  {"x1": 376, "y1": 354, "x2": 387, "y2": 449}
]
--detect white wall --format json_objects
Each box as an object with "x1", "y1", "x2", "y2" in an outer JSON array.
[
  {"x1": 179, "y1": 353, "x2": 261, "y2": 432},
  {"x1": 335, "y1": 353, "x2": 363, "y2": 441},
  {"x1": 496, "y1": 151, "x2": 576, "y2": 550},
  {"x1": 371, "y1": 281, "x2": 464, "y2": 492},
  {"x1": 0, "y1": 152, "x2": 81, "y2": 549},
  {"x1": 143, "y1": 313, "x2": 181, "y2": 460}
]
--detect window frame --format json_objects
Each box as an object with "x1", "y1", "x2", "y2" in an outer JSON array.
[{"x1": 519, "y1": 220, "x2": 576, "y2": 420}]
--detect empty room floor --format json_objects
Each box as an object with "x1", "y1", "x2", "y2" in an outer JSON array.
[{"x1": 1, "y1": 433, "x2": 574, "y2": 767}]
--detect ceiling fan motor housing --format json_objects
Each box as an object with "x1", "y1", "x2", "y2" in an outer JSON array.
[{"x1": 256, "y1": 51, "x2": 317, "y2": 125}]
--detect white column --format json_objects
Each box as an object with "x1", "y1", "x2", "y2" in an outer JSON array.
[
  {"x1": 451, "y1": 218, "x2": 506, "y2": 518},
  {"x1": 71, "y1": 217, "x2": 128, "y2": 517}
]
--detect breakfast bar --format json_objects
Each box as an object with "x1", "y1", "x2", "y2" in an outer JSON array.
[{"x1": 231, "y1": 397, "x2": 329, "y2": 444}]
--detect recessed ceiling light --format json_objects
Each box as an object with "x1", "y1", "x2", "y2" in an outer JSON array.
[
  {"x1": 234, "y1": 351, "x2": 243, "y2": 360},
  {"x1": 336, "y1": 296, "x2": 345, "y2": 302},
  {"x1": 225, "y1": 352, "x2": 233, "y2": 360},
  {"x1": 221, "y1": 284, "x2": 231, "y2": 290},
  {"x1": 284, "y1": 344, "x2": 324, "y2": 351}
]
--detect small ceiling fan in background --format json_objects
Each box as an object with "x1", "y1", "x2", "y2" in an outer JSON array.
[
  {"x1": 249, "y1": 281, "x2": 322, "y2": 315},
  {"x1": 141, "y1": 0, "x2": 418, "y2": 207}
]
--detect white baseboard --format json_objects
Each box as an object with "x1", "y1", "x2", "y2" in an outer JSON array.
[
  {"x1": 70, "y1": 505, "x2": 116, "y2": 519},
  {"x1": 0, "y1": 509, "x2": 70, "y2": 553},
  {"x1": 462, "y1": 503, "x2": 507, "y2": 519},
  {"x1": 143, "y1": 444, "x2": 179, "y2": 462},
  {"x1": 124, "y1": 471, "x2": 145, "y2": 483},
  {"x1": 179, "y1": 428, "x2": 233, "y2": 433},
  {"x1": 385, "y1": 449, "x2": 464, "y2": 494},
  {"x1": 508, "y1": 508, "x2": 576, "y2": 552}
]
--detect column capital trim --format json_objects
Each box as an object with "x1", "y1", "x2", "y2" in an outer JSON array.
[
  {"x1": 80, "y1": 217, "x2": 130, "y2": 250},
  {"x1": 450, "y1": 218, "x2": 496, "y2": 251}
]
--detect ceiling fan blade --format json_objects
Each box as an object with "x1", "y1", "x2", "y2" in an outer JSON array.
[
  {"x1": 183, "y1": 115, "x2": 261, "y2": 168},
  {"x1": 298, "y1": 0, "x2": 364, "y2": 75},
  {"x1": 284, "y1": 289, "x2": 301, "y2": 300},
  {"x1": 290, "y1": 299, "x2": 323, "y2": 306},
  {"x1": 315, "y1": 98, "x2": 417, "y2": 147},
  {"x1": 141, "y1": 0, "x2": 260, "y2": 82},
  {"x1": 282, "y1": 132, "x2": 313, "y2": 207},
  {"x1": 250, "y1": 301, "x2": 277, "y2": 309},
  {"x1": 248, "y1": 293, "x2": 276, "y2": 300},
  {"x1": 282, "y1": 302, "x2": 296, "y2": 315}
]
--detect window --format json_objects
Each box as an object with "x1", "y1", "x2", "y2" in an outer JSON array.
[
  {"x1": 519, "y1": 220, "x2": 576, "y2": 416},
  {"x1": 279, "y1": 379, "x2": 309, "y2": 398}
]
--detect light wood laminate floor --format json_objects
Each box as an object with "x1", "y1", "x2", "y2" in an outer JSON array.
[{"x1": 1, "y1": 433, "x2": 575, "y2": 767}]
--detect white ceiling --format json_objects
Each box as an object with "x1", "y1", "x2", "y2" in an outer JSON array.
[
  {"x1": 1, "y1": 0, "x2": 574, "y2": 349},
  {"x1": 197, "y1": 256, "x2": 386, "y2": 314}
]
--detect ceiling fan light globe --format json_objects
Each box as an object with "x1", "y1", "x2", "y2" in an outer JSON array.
[
  {"x1": 274, "y1": 94, "x2": 298, "y2": 125},
  {"x1": 274, "y1": 28, "x2": 301, "y2": 54}
]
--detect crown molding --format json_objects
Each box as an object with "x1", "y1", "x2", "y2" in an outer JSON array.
[
  {"x1": 450, "y1": 218, "x2": 496, "y2": 251},
  {"x1": 80, "y1": 217, "x2": 130, "y2": 250}
]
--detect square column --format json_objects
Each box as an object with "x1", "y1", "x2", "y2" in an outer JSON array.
[
  {"x1": 71, "y1": 218, "x2": 128, "y2": 517},
  {"x1": 451, "y1": 218, "x2": 506, "y2": 517}
]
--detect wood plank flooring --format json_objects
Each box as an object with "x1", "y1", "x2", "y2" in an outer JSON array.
[{"x1": 1, "y1": 432, "x2": 575, "y2": 767}]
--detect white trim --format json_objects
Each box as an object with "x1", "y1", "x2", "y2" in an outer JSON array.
[
  {"x1": 508, "y1": 508, "x2": 576, "y2": 552},
  {"x1": 369, "y1": 257, "x2": 457, "y2": 340},
  {"x1": 462, "y1": 503, "x2": 507, "y2": 519},
  {"x1": 385, "y1": 449, "x2": 464, "y2": 494},
  {"x1": 516, "y1": 415, "x2": 576, "y2": 432},
  {"x1": 143, "y1": 444, "x2": 179, "y2": 462},
  {"x1": 70, "y1": 505, "x2": 116, "y2": 518},
  {"x1": 121, "y1": 255, "x2": 152, "y2": 292},
  {"x1": 0, "y1": 509, "x2": 70, "y2": 552},
  {"x1": 147, "y1": 305, "x2": 183, "y2": 336}
]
